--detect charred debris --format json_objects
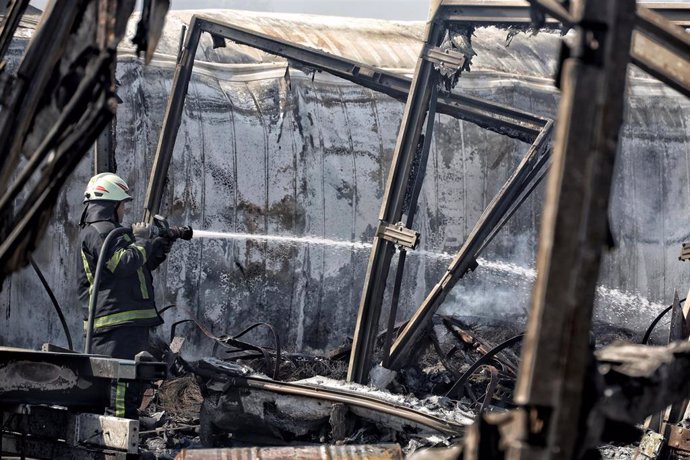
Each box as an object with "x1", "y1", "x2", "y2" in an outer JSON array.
[{"x1": 1, "y1": 0, "x2": 690, "y2": 459}]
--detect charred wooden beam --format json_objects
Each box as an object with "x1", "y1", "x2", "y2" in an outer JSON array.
[{"x1": 505, "y1": 0, "x2": 637, "y2": 457}]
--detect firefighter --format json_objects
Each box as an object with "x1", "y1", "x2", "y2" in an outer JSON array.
[{"x1": 78, "y1": 172, "x2": 172, "y2": 419}]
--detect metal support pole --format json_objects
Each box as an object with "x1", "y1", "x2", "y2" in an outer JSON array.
[
  {"x1": 346, "y1": 2, "x2": 445, "y2": 384},
  {"x1": 382, "y1": 83, "x2": 439, "y2": 367},
  {"x1": 0, "y1": 0, "x2": 30, "y2": 62},
  {"x1": 507, "y1": 0, "x2": 636, "y2": 457},
  {"x1": 142, "y1": 16, "x2": 202, "y2": 222}
]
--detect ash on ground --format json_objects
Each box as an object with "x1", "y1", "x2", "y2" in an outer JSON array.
[{"x1": 139, "y1": 313, "x2": 641, "y2": 458}]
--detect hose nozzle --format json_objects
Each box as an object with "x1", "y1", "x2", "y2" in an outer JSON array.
[{"x1": 152, "y1": 215, "x2": 193, "y2": 241}]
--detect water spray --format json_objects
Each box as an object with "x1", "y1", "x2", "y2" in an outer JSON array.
[{"x1": 192, "y1": 229, "x2": 372, "y2": 249}]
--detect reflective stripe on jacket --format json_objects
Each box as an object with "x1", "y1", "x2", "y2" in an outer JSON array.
[{"x1": 78, "y1": 219, "x2": 166, "y2": 333}]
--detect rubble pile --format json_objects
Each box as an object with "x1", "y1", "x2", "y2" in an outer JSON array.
[
  {"x1": 137, "y1": 314, "x2": 527, "y2": 458},
  {"x1": 139, "y1": 376, "x2": 204, "y2": 459},
  {"x1": 136, "y1": 309, "x2": 651, "y2": 458}
]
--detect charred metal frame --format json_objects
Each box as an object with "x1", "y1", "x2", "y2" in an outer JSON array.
[
  {"x1": 0, "y1": 5, "x2": 172, "y2": 454},
  {"x1": 140, "y1": 9, "x2": 559, "y2": 382},
  {"x1": 434, "y1": 0, "x2": 690, "y2": 457},
  {"x1": 142, "y1": 15, "x2": 552, "y2": 221},
  {"x1": 353, "y1": 0, "x2": 690, "y2": 384},
  {"x1": 138, "y1": 9, "x2": 559, "y2": 379},
  {"x1": 143, "y1": 2, "x2": 690, "y2": 390},
  {"x1": 0, "y1": 0, "x2": 123, "y2": 285},
  {"x1": 139, "y1": 8, "x2": 558, "y2": 382},
  {"x1": 140, "y1": 11, "x2": 556, "y2": 377},
  {"x1": 438, "y1": 1, "x2": 690, "y2": 97}
]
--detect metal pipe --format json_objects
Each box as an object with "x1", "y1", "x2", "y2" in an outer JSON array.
[
  {"x1": 84, "y1": 226, "x2": 129, "y2": 354},
  {"x1": 445, "y1": 333, "x2": 524, "y2": 399},
  {"x1": 641, "y1": 303, "x2": 679, "y2": 344},
  {"x1": 195, "y1": 361, "x2": 468, "y2": 436}
]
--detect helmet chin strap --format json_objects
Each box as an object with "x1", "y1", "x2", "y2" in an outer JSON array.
[
  {"x1": 78, "y1": 204, "x2": 89, "y2": 228},
  {"x1": 114, "y1": 202, "x2": 123, "y2": 224}
]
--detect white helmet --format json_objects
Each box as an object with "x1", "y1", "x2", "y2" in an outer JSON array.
[{"x1": 83, "y1": 173, "x2": 133, "y2": 203}]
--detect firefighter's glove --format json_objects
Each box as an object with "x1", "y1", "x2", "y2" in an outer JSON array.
[
  {"x1": 132, "y1": 222, "x2": 152, "y2": 239},
  {"x1": 153, "y1": 236, "x2": 173, "y2": 255}
]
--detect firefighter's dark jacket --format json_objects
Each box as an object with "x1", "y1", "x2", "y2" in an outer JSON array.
[{"x1": 78, "y1": 201, "x2": 167, "y2": 333}]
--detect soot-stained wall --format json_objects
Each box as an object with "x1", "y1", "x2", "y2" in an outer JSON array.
[{"x1": 1, "y1": 11, "x2": 689, "y2": 355}]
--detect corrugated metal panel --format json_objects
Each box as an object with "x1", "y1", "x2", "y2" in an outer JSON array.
[
  {"x1": 120, "y1": 9, "x2": 564, "y2": 78},
  {"x1": 175, "y1": 444, "x2": 403, "y2": 460},
  {"x1": 122, "y1": 10, "x2": 426, "y2": 70}
]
